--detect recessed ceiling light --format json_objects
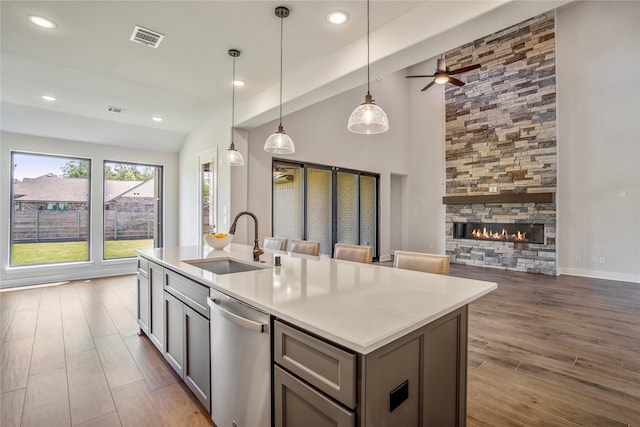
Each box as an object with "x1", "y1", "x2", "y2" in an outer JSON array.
[
  {"x1": 41, "y1": 95, "x2": 56, "y2": 101},
  {"x1": 152, "y1": 117, "x2": 163, "y2": 122},
  {"x1": 233, "y1": 80, "x2": 245, "y2": 87},
  {"x1": 327, "y1": 11, "x2": 349, "y2": 25},
  {"x1": 28, "y1": 15, "x2": 57, "y2": 29}
]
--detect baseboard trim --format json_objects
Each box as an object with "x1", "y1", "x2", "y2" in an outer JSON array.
[{"x1": 557, "y1": 267, "x2": 640, "y2": 284}]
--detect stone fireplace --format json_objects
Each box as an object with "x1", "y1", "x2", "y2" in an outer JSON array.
[{"x1": 443, "y1": 12, "x2": 557, "y2": 275}]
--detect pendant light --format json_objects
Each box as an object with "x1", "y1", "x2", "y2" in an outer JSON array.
[
  {"x1": 220, "y1": 49, "x2": 245, "y2": 166},
  {"x1": 264, "y1": 6, "x2": 295, "y2": 154},
  {"x1": 347, "y1": 0, "x2": 389, "y2": 134}
]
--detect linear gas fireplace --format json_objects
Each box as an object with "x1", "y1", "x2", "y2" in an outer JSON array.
[{"x1": 453, "y1": 222, "x2": 544, "y2": 244}]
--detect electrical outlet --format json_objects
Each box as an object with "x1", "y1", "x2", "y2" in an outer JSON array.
[
  {"x1": 489, "y1": 186, "x2": 497, "y2": 193},
  {"x1": 599, "y1": 256, "x2": 606, "y2": 264},
  {"x1": 575, "y1": 255, "x2": 582, "y2": 263}
]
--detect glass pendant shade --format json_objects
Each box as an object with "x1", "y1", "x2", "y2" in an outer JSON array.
[
  {"x1": 348, "y1": 94, "x2": 389, "y2": 134},
  {"x1": 220, "y1": 142, "x2": 244, "y2": 166},
  {"x1": 265, "y1": 6, "x2": 295, "y2": 155},
  {"x1": 348, "y1": 0, "x2": 389, "y2": 135},
  {"x1": 264, "y1": 125, "x2": 295, "y2": 154}
]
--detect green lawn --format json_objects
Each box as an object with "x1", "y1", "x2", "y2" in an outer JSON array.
[{"x1": 11, "y1": 239, "x2": 153, "y2": 266}]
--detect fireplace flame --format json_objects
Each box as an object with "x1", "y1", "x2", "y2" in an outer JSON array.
[{"x1": 472, "y1": 227, "x2": 528, "y2": 241}]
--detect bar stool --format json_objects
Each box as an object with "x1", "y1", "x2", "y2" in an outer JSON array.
[
  {"x1": 290, "y1": 240, "x2": 321, "y2": 256},
  {"x1": 333, "y1": 243, "x2": 372, "y2": 264},
  {"x1": 393, "y1": 250, "x2": 450, "y2": 275},
  {"x1": 263, "y1": 237, "x2": 288, "y2": 251}
]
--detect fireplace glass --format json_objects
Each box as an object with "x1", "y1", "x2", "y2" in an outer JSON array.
[{"x1": 453, "y1": 222, "x2": 544, "y2": 244}]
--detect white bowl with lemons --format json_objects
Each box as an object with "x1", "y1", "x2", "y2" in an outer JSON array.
[{"x1": 204, "y1": 232, "x2": 233, "y2": 250}]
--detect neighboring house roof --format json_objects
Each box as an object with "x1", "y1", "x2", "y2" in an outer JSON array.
[
  {"x1": 105, "y1": 179, "x2": 154, "y2": 203},
  {"x1": 13, "y1": 173, "x2": 152, "y2": 203}
]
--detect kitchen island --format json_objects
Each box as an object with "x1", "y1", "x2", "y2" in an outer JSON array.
[{"x1": 137, "y1": 244, "x2": 496, "y2": 427}]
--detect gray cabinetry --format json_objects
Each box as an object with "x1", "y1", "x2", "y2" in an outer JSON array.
[
  {"x1": 274, "y1": 320, "x2": 357, "y2": 426},
  {"x1": 274, "y1": 321, "x2": 356, "y2": 408},
  {"x1": 163, "y1": 291, "x2": 184, "y2": 374},
  {"x1": 163, "y1": 270, "x2": 210, "y2": 411},
  {"x1": 274, "y1": 306, "x2": 468, "y2": 427},
  {"x1": 136, "y1": 264, "x2": 149, "y2": 334},
  {"x1": 361, "y1": 306, "x2": 468, "y2": 427},
  {"x1": 148, "y1": 262, "x2": 165, "y2": 351},
  {"x1": 183, "y1": 304, "x2": 210, "y2": 406},
  {"x1": 274, "y1": 366, "x2": 355, "y2": 427}
]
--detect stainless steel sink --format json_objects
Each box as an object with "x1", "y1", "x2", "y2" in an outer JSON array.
[{"x1": 183, "y1": 259, "x2": 267, "y2": 275}]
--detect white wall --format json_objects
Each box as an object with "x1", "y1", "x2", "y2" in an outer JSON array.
[
  {"x1": 245, "y1": 70, "x2": 411, "y2": 260},
  {"x1": 177, "y1": 112, "x2": 250, "y2": 247},
  {"x1": 556, "y1": 1, "x2": 640, "y2": 282},
  {"x1": 0, "y1": 131, "x2": 179, "y2": 288},
  {"x1": 174, "y1": 1, "x2": 639, "y2": 282},
  {"x1": 406, "y1": 57, "x2": 447, "y2": 254}
]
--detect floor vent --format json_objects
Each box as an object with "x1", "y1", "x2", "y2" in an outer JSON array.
[
  {"x1": 130, "y1": 25, "x2": 164, "y2": 48},
  {"x1": 107, "y1": 106, "x2": 128, "y2": 114}
]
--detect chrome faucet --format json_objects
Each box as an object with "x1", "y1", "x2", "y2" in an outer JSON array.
[{"x1": 229, "y1": 211, "x2": 264, "y2": 262}]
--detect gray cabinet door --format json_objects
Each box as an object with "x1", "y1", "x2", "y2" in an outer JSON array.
[
  {"x1": 148, "y1": 262, "x2": 165, "y2": 351},
  {"x1": 274, "y1": 321, "x2": 356, "y2": 409},
  {"x1": 164, "y1": 291, "x2": 184, "y2": 376},
  {"x1": 184, "y1": 305, "x2": 210, "y2": 410},
  {"x1": 137, "y1": 273, "x2": 150, "y2": 334},
  {"x1": 274, "y1": 366, "x2": 354, "y2": 427}
]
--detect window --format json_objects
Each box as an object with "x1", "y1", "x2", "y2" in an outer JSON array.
[
  {"x1": 10, "y1": 152, "x2": 91, "y2": 266},
  {"x1": 201, "y1": 156, "x2": 216, "y2": 235},
  {"x1": 272, "y1": 160, "x2": 379, "y2": 258},
  {"x1": 103, "y1": 161, "x2": 163, "y2": 259}
]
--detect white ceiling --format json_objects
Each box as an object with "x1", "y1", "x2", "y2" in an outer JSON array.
[{"x1": 1, "y1": 1, "x2": 567, "y2": 152}]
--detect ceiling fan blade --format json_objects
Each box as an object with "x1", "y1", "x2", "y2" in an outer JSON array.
[
  {"x1": 448, "y1": 63, "x2": 481, "y2": 75},
  {"x1": 448, "y1": 77, "x2": 465, "y2": 87},
  {"x1": 421, "y1": 80, "x2": 436, "y2": 92},
  {"x1": 406, "y1": 75, "x2": 435, "y2": 79}
]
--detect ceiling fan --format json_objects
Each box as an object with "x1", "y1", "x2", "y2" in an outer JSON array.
[{"x1": 406, "y1": 57, "x2": 481, "y2": 92}]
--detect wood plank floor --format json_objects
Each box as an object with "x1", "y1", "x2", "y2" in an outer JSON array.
[
  {"x1": 0, "y1": 276, "x2": 212, "y2": 427},
  {"x1": 450, "y1": 264, "x2": 640, "y2": 427},
  {"x1": 1, "y1": 267, "x2": 639, "y2": 426}
]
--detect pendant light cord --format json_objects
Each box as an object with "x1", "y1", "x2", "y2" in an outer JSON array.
[
  {"x1": 366, "y1": 0, "x2": 370, "y2": 96},
  {"x1": 231, "y1": 55, "x2": 236, "y2": 144},
  {"x1": 279, "y1": 13, "x2": 284, "y2": 128}
]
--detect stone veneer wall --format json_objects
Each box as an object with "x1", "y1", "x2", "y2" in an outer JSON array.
[{"x1": 444, "y1": 12, "x2": 557, "y2": 275}]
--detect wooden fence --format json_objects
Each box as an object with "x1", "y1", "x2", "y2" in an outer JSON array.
[{"x1": 12, "y1": 210, "x2": 154, "y2": 243}]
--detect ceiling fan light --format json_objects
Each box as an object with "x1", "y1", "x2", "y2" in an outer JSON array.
[
  {"x1": 264, "y1": 125, "x2": 295, "y2": 154},
  {"x1": 434, "y1": 74, "x2": 449, "y2": 84},
  {"x1": 220, "y1": 144, "x2": 245, "y2": 166},
  {"x1": 348, "y1": 94, "x2": 389, "y2": 134}
]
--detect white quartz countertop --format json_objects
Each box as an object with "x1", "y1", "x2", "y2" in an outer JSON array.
[{"x1": 138, "y1": 244, "x2": 497, "y2": 354}]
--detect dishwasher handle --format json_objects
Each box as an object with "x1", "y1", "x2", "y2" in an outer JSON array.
[{"x1": 207, "y1": 297, "x2": 267, "y2": 333}]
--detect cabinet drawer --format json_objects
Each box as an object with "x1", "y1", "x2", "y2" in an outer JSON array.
[
  {"x1": 164, "y1": 270, "x2": 209, "y2": 319},
  {"x1": 274, "y1": 366, "x2": 354, "y2": 427},
  {"x1": 274, "y1": 321, "x2": 356, "y2": 408},
  {"x1": 137, "y1": 256, "x2": 149, "y2": 276}
]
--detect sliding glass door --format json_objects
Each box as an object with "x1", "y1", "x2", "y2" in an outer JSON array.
[
  {"x1": 306, "y1": 167, "x2": 333, "y2": 255},
  {"x1": 272, "y1": 160, "x2": 379, "y2": 258}
]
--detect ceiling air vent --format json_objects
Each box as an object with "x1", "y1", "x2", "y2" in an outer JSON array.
[
  {"x1": 107, "y1": 106, "x2": 128, "y2": 114},
  {"x1": 130, "y1": 25, "x2": 164, "y2": 48}
]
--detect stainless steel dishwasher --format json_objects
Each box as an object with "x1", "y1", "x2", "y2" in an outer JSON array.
[{"x1": 207, "y1": 290, "x2": 271, "y2": 427}]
